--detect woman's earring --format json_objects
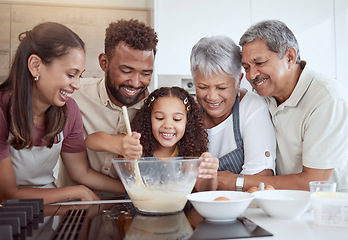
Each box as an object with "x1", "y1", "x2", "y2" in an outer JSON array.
[{"x1": 34, "y1": 76, "x2": 39, "y2": 81}]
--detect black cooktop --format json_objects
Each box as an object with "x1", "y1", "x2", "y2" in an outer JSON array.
[
  {"x1": 89, "y1": 202, "x2": 273, "y2": 240},
  {"x1": 0, "y1": 199, "x2": 272, "y2": 240}
]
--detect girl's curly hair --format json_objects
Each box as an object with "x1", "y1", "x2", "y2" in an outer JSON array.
[{"x1": 131, "y1": 87, "x2": 208, "y2": 157}]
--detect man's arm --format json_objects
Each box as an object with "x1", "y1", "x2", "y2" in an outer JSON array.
[
  {"x1": 85, "y1": 131, "x2": 142, "y2": 159},
  {"x1": 218, "y1": 166, "x2": 333, "y2": 191}
]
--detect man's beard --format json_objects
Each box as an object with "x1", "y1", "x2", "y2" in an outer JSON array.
[{"x1": 106, "y1": 72, "x2": 146, "y2": 106}]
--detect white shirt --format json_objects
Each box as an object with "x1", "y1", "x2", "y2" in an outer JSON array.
[{"x1": 207, "y1": 91, "x2": 276, "y2": 175}]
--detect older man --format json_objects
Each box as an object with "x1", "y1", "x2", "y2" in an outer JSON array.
[{"x1": 218, "y1": 20, "x2": 348, "y2": 192}]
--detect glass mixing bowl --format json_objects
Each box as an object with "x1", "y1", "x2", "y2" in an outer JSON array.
[{"x1": 112, "y1": 157, "x2": 202, "y2": 215}]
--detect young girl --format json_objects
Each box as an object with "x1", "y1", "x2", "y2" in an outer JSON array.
[{"x1": 85, "y1": 87, "x2": 219, "y2": 191}]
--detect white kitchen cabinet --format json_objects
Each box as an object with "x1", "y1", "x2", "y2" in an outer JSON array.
[
  {"x1": 154, "y1": 0, "x2": 251, "y2": 90},
  {"x1": 154, "y1": 0, "x2": 347, "y2": 92},
  {"x1": 335, "y1": 0, "x2": 348, "y2": 90},
  {"x1": 251, "y1": 0, "x2": 336, "y2": 84}
]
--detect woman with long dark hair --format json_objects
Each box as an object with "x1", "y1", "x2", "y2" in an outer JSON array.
[{"x1": 0, "y1": 22, "x2": 125, "y2": 204}]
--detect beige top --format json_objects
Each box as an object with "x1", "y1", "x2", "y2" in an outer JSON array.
[
  {"x1": 57, "y1": 77, "x2": 148, "y2": 198},
  {"x1": 264, "y1": 61, "x2": 348, "y2": 191}
]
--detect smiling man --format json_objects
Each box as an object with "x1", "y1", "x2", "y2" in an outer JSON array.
[
  {"x1": 57, "y1": 19, "x2": 158, "y2": 199},
  {"x1": 226, "y1": 19, "x2": 348, "y2": 192}
]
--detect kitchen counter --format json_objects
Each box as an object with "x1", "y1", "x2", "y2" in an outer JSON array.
[
  {"x1": 21, "y1": 200, "x2": 348, "y2": 240},
  {"x1": 244, "y1": 207, "x2": 347, "y2": 240}
]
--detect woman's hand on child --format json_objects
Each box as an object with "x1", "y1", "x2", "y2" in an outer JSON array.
[
  {"x1": 198, "y1": 152, "x2": 219, "y2": 179},
  {"x1": 122, "y1": 132, "x2": 143, "y2": 160}
]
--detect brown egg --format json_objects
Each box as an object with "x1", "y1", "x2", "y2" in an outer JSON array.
[
  {"x1": 247, "y1": 186, "x2": 258, "y2": 193},
  {"x1": 214, "y1": 196, "x2": 230, "y2": 201},
  {"x1": 265, "y1": 185, "x2": 275, "y2": 190}
]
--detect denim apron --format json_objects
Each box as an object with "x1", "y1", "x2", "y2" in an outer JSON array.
[
  {"x1": 218, "y1": 95, "x2": 244, "y2": 173},
  {"x1": 9, "y1": 132, "x2": 63, "y2": 188}
]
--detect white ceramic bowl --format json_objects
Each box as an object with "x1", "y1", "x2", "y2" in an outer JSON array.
[
  {"x1": 113, "y1": 157, "x2": 202, "y2": 215},
  {"x1": 186, "y1": 191, "x2": 255, "y2": 222},
  {"x1": 253, "y1": 190, "x2": 311, "y2": 219}
]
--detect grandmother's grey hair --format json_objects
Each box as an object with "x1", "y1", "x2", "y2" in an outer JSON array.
[
  {"x1": 239, "y1": 19, "x2": 301, "y2": 63},
  {"x1": 190, "y1": 35, "x2": 242, "y2": 86}
]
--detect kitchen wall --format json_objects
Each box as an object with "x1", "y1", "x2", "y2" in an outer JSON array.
[
  {"x1": 0, "y1": 0, "x2": 154, "y2": 83},
  {"x1": 154, "y1": 0, "x2": 348, "y2": 92},
  {"x1": 1, "y1": 0, "x2": 347, "y2": 92},
  {"x1": 0, "y1": 0, "x2": 153, "y2": 10},
  {"x1": 0, "y1": 0, "x2": 154, "y2": 181}
]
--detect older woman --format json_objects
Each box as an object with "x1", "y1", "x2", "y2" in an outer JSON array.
[{"x1": 190, "y1": 36, "x2": 276, "y2": 191}]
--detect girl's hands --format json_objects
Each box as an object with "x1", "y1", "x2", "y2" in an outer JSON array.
[
  {"x1": 195, "y1": 152, "x2": 219, "y2": 191},
  {"x1": 121, "y1": 132, "x2": 143, "y2": 160},
  {"x1": 198, "y1": 152, "x2": 219, "y2": 179}
]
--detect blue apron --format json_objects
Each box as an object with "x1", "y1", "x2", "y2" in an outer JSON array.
[{"x1": 218, "y1": 95, "x2": 244, "y2": 173}]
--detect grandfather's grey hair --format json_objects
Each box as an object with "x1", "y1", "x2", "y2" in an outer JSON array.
[
  {"x1": 190, "y1": 35, "x2": 242, "y2": 86},
  {"x1": 239, "y1": 20, "x2": 301, "y2": 63}
]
